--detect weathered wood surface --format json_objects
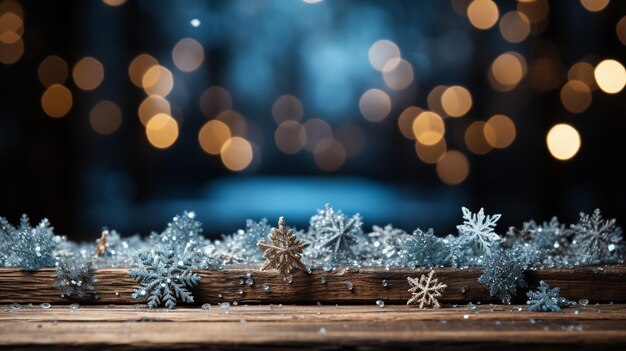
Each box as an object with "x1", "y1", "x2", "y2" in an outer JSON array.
[
  {"x1": 0, "y1": 265, "x2": 625, "y2": 305},
  {"x1": 1, "y1": 304, "x2": 625, "y2": 350}
]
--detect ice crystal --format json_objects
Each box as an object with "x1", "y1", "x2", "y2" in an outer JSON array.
[
  {"x1": 457, "y1": 207, "x2": 502, "y2": 256},
  {"x1": 55, "y1": 258, "x2": 97, "y2": 298},
  {"x1": 407, "y1": 270, "x2": 447, "y2": 308},
  {"x1": 571, "y1": 209, "x2": 623, "y2": 264},
  {"x1": 401, "y1": 228, "x2": 453, "y2": 268},
  {"x1": 0, "y1": 215, "x2": 59, "y2": 270},
  {"x1": 309, "y1": 204, "x2": 364, "y2": 263},
  {"x1": 526, "y1": 280, "x2": 572, "y2": 312},
  {"x1": 478, "y1": 249, "x2": 527, "y2": 303},
  {"x1": 258, "y1": 217, "x2": 308, "y2": 279},
  {"x1": 128, "y1": 249, "x2": 201, "y2": 309}
]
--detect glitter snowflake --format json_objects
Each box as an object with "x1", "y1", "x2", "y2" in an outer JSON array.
[
  {"x1": 571, "y1": 209, "x2": 623, "y2": 264},
  {"x1": 129, "y1": 249, "x2": 201, "y2": 309},
  {"x1": 0, "y1": 215, "x2": 60, "y2": 270},
  {"x1": 217, "y1": 218, "x2": 272, "y2": 264},
  {"x1": 456, "y1": 207, "x2": 502, "y2": 256},
  {"x1": 258, "y1": 217, "x2": 308, "y2": 279},
  {"x1": 309, "y1": 204, "x2": 364, "y2": 263},
  {"x1": 526, "y1": 280, "x2": 572, "y2": 312},
  {"x1": 478, "y1": 248, "x2": 527, "y2": 303},
  {"x1": 402, "y1": 228, "x2": 453, "y2": 268},
  {"x1": 55, "y1": 257, "x2": 97, "y2": 298},
  {"x1": 407, "y1": 270, "x2": 447, "y2": 308}
]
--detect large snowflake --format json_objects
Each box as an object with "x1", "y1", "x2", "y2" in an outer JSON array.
[
  {"x1": 401, "y1": 228, "x2": 453, "y2": 268},
  {"x1": 309, "y1": 204, "x2": 364, "y2": 262},
  {"x1": 407, "y1": 270, "x2": 447, "y2": 308},
  {"x1": 129, "y1": 250, "x2": 201, "y2": 309},
  {"x1": 478, "y1": 249, "x2": 527, "y2": 303},
  {"x1": 526, "y1": 280, "x2": 572, "y2": 312},
  {"x1": 571, "y1": 209, "x2": 623, "y2": 264},
  {"x1": 456, "y1": 207, "x2": 502, "y2": 256},
  {"x1": 258, "y1": 217, "x2": 308, "y2": 279}
]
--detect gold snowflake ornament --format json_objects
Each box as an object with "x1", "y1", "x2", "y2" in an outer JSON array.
[
  {"x1": 94, "y1": 229, "x2": 110, "y2": 257},
  {"x1": 407, "y1": 270, "x2": 447, "y2": 308},
  {"x1": 257, "y1": 217, "x2": 309, "y2": 279}
]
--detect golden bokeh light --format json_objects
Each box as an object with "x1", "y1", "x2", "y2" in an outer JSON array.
[
  {"x1": 272, "y1": 94, "x2": 304, "y2": 123},
  {"x1": 172, "y1": 38, "x2": 204, "y2": 72},
  {"x1": 368, "y1": 39, "x2": 400, "y2": 71},
  {"x1": 145, "y1": 113, "x2": 179, "y2": 149},
  {"x1": 314, "y1": 139, "x2": 347, "y2": 172},
  {"x1": 41, "y1": 84, "x2": 72, "y2": 118},
  {"x1": 89, "y1": 100, "x2": 122, "y2": 135},
  {"x1": 216, "y1": 110, "x2": 247, "y2": 137},
  {"x1": 0, "y1": 35, "x2": 22, "y2": 64},
  {"x1": 467, "y1": 0, "x2": 499, "y2": 30},
  {"x1": 304, "y1": 118, "x2": 333, "y2": 152},
  {"x1": 415, "y1": 138, "x2": 447, "y2": 164},
  {"x1": 560, "y1": 80, "x2": 592, "y2": 113},
  {"x1": 580, "y1": 0, "x2": 610, "y2": 12},
  {"x1": 138, "y1": 95, "x2": 171, "y2": 126},
  {"x1": 359, "y1": 89, "x2": 391, "y2": 122},
  {"x1": 128, "y1": 54, "x2": 158, "y2": 88},
  {"x1": 441, "y1": 85, "x2": 472, "y2": 117},
  {"x1": 0, "y1": 1, "x2": 23, "y2": 18},
  {"x1": 37, "y1": 55, "x2": 68, "y2": 87},
  {"x1": 427, "y1": 85, "x2": 448, "y2": 116},
  {"x1": 436, "y1": 150, "x2": 470, "y2": 186},
  {"x1": 0, "y1": 12, "x2": 22, "y2": 43},
  {"x1": 490, "y1": 52, "x2": 526, "y2": 91},
  {"x1": 142, "y1": 65, "x2": 174, "y2": 97},
  {"x1": 594, "y1": 59, "x2": 626, "y2": 94},
  {"x1": 484, "y1": 114, "x2": 516, "y2": 149},
  {"x1": 398, "y1": 106, "x2": 422, "y2": 140},
  {"x1": 546, "y1": 124, "x2": 581, "y2": 161},
  {"x1": 568, "y1": 61, "x2": 597, "y2": 91},
  {"x1": 102, "y1": 0, "x2": 127, "y2": 6},
  {"x1": 412, "y1": 111, "x2": 445, "y2": 146},
  {"x1": 382, "y1": 58, "x2": 414, "y2": 90},
  {"x1": 499, "y1": 11, "x2": 530, "y2": 43},
  {"x1": 617, "y1": 17, "x2": 626, "y2": 46},
  {"x1": 464, "y1": 121, "x2": 492, "y2": 155},
  {"x1": 199, "y1": 86, "x2": 232, "y2": 118},
  {"x1": 72, "y1": 57, "x2": 104, "y2": 91},
  {"x1": 198, "y1": 120, "x2": 231, "y2": 155},
  {"x1": 274, "y1": 120, "x2": 306, "y2": 154},
  {"x1": 517, "y1": 0, "x2": 549, "y2": 26},
  {"x1": 220, "y1": 137, "x2": 253, "y2": 171}
]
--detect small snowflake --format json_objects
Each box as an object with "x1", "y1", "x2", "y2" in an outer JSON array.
[
  {"x1": 571, "y1": 209, "x2": 623, "y2": 264},
  {"x1": 309, "y1": 204, "x2": 364, "y2": 262},
  {"x1": 478, "y1": 249, "x2": 527, "y2": 303},
  {"x1": 129, "y1": 250, "x2": 201, "y2": 309},
  {"x1": 258, "y1": 217, "x2": 308, "y2": 279},
  {"x1": 407, "y1": 270, "x2": 447, "y2": 308},
  {"x1": 55, "y1": 258, "x2": 97, "y2": 298},
  {"x1": 456, "y1": 207, "x2": 502, "y2": 256},
  {"x1": 526, "y1": 280, "x2": 572, "y2": 312}
]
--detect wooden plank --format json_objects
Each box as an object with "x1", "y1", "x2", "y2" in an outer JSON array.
[
  {"x1": 1, "y1": 305, "x2": 625, "y2": 350},
  {"x1": 0, "y1": 265, "x2": 624, "y2": 305}
]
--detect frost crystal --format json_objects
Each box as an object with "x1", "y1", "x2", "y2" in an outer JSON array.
[
  {"x1": 571, "y1": 209, "x2": 623, "y2": 264},
  {"x1": 526, "y1": 280, "x2": 572, "y2": 312},
  {"x1": 402, "y1": 228, "x2": 452, "y2": 268},
  {"x1": 128, "y1": 250, "x2": 201, "y2": 309},
  {"x1": 309, "y1": 204, "x2": 364, "y2": 263},
  {"x1": 456, "y1": 207, "x2": 502, "y2": 256},
  {"x1": 258, "y1": 217, "x2": 308, "y2": 279},
  {"x1": 478, "y1": 249, "x2": 527, "y2": 303},
  {"x1": 0, "y1": 215, "x2": 59, "y2": 270},
  {"x1": 55, "y1": 258, "x2": 97, "y2": 298},
  {"x1": 407, "y1": 270, "x2": 447, "y2": 308}
]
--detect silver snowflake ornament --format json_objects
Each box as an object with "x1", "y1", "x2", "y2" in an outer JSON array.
[
  {"x1": 571, "y1": 209, "x2": 623, "y2": 264},
  {"x1": 526, "y1": 280, "x2": 572, "y2": 312},
  {"x1": 407, "y1": 270, "x2": 447, "y2": 308},
  {"x1": 457, "y1": 207, "x2": 502, "y2": 256},
  {"x1": 310, "y1": 204, "x2": 364, "y2": 262}
]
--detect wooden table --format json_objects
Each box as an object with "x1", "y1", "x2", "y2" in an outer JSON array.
[{"x1": 1, "y1": 303, "x2": 625, "y2": 350}]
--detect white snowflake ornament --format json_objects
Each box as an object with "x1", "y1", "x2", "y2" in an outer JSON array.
[{"x1": 407, "y1": 270, "x2": 447, "y2": 308}]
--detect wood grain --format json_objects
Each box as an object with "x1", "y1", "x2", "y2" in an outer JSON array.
[
  {"x1": 1, "y1": 304, "x2": 625, "y2": 350},
  {"x1": 0, "y1": 265, "x2": 624, "y2": 305}
]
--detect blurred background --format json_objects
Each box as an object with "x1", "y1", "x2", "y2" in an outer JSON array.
[{"x1": 0, "y1": 0, "x2": 625, "y2": 240}]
